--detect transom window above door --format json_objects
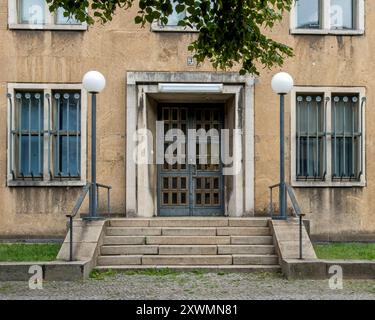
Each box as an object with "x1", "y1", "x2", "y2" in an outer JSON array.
[
  {"x1": 290, "y1": 0, "x2": 365, "y2": 35},
  {"x1": 8, "y1": 0, "x2": 87, "y2": 30},
  {"x1": 291, "y1": 87, "x2": 366, "y2": 187},
  {"x1": 7, "y1": 83, "x2": 87, "y2": 187}
]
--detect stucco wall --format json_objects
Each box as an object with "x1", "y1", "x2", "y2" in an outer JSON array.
[{"x1": 0, "y1": 2, "x2": 374, "y2": 240}]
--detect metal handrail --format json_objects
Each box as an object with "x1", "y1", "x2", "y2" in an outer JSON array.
[
  {"x1": 268, "y1": 183, "x2": 280, "y2": 218},
  {"x1": 66, "y1": 182, "x2": 112, "y2": 261},
  {"x1": 269, "y1": 183, "x2": 305, "y2": 259}
]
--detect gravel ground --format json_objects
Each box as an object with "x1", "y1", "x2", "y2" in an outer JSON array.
[{"x1": 0, "y1": 271, "x2": 374, "y2": 300}]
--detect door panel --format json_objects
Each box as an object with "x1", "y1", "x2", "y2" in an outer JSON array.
[{"x1": 158, "y1": 104, "x2": 224, "y2": 216}]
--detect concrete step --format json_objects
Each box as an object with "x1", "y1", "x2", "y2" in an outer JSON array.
[
  {"x1": 231, "y1": 236, "x2": 273, "y2": 245},
  {"x1": 217, "y1": 245, "x2": 275, "y2": 255},
  {"x1": 95, "y1": 265, "x2": 281, "y2": 273},
  {"x1": 106, "y1": 218, "x2": 270, "y2": 227},
  {"x1": 232, "y1": 254, "x2": 279, "y2": 265},
  {"x1": 161, "y1": 227, "x2": 216, "y2": 236},
  {"x1": 109, "y1": 219, "x2": 150, "y2": 227},
  {"x1": 141, "y1": 255, "x2": 233, "y2": 265},
  {"x1": 97, "y1": 255, "x2": 142, "y2": 266},
  {"x1": 106, "y1": 227, "x2": 161, "y2": 236},
  {"x1": 149, "y1": 218, "x2": 229, "y2": 227},
  {"x1": 104, "y1": 236, "x2": 146, "y2": 245},
  {"x1": 228, "y1": 218, "x2": 269, "y2": 227},
  {"x1": 158, "y1": 245, "x2": 217, "y2": 255},
  {"x1": 217, "y1": 227, "x2": 270, "y2": 236},
  {"x1": 146, "y1": 236, "x2": 230, "y2": 245},
  {"x1": 100, "y1": 245, "x2": 158, "y2": 255}
]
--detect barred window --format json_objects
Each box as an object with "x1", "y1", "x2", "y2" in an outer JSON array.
[
  {"x1": 293, "y1": 88, "x2": 365, "y2": 185},
  {"x1": 14, "y1": 91, "x2": 44, "y2": 179},
  {"x1": 7, "y1": 84, "x2": 86, "y2": 186},
  {"x1": 332, "y1": 94, "x2": 361, "y2": 179},
  {"x1": 52, "y1": 91, "x2": 81, "y2": 178},
  {"x1": 296, "y1": 94, "x2": 325, "y2": 179}
]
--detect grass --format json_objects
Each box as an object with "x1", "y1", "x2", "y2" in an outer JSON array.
[
  {"x1": 90, "y1": 268, "x2": 211, "y2": 280},
  {"x1": 0, "y1": 243, "x2": 61, "y2": 262},
  {"x1": 90, "y1": 269, "x2": 117, "y2": 280},
  {"x1": 314, "y1": 242, "x2": 375, "y2": 260}
]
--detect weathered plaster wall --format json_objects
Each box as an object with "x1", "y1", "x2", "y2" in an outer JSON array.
[{"x1": 0, "y1": 2, "x2": 375, "y2": 240}]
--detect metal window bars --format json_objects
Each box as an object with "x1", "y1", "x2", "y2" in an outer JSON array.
[
  {"x1": 296, "y1": 93, "x2": 365, "y2": 182},
  {"x1": 296, "y1": 94, "x2": 325, "y2": 180},
  {"x1": 8, "y1": 92, "x2": 44, "y2": 180},
  {"x1": 50, "y1": 91, "x2": 81, "y2": 179},
  {"x1": 7, "y1": 91, "x2": 82, "y2": 181},
  {"x1": 331, "y1": 94, "x2": 362, "y2": 181}
]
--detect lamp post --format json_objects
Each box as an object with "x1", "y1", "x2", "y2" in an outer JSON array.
[
  {"x1": 271, "y1": 72, "x2": 294, "y2": 219},
  {"x1": 82, "y1": 71, "x2": 106, "y2": 219}
]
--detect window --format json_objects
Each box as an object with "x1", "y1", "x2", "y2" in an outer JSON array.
[
  {"x1": 151, "y1": 1, "x2": 195, "y2": 32},
  {"x1": 291, "y1": 0, "x2": 364, "y2": 35},
  {"x1": 55, "y1": 7, "x2": 80, "y2": 25},
  {"x1": 296, "y1": 0, "x2": 321, "y2": 29},
  {"x1": 8, "y1": 0, "x2": 87, "y2": 30},
  {"x1": 292, "y1": 87, "x2": 366, "y2": 187},
  {"x1": 7, "y1": 84, "x2": 87, "y2": 186},
  {"x1": 14, "y1": 91, "x2": 44, "y2": 178},
  {"x1": 330, "y1": 0, "x2": 354, "y2": 30},
  {"x1": 19, "y1": 0, "x2": 45, "y2": 24},
  {"x1": 164, "y1": 2, "x2": 186, "y2": 26},
  {"x1": 52, "y1": 91, "x2": 81, "y2": 178},
  {"x1": 296, "y1": 94, "x2": 324, "y2": 179}
]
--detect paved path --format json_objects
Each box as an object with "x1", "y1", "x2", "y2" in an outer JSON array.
[{"x1": 0, "y1": 271, "x2": 374, "y2": 300}]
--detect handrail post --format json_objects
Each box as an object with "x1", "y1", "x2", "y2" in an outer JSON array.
[
  {"x1": 299, "y1": 214, "x2": 303, "y2": 260},
  {"x1": 107, "y1": 188, "x2": 111, "y2": 214},
  {"x1": 269, "y1": 187, "x2": 273, "y2": 218},
  {"x1": 69, "y1": 215, "x2": 73, "y2": 261}
]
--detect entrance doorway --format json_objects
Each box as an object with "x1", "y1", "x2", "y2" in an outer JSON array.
[{"x1": 157, "y1": 104, "x2": 224, "y2": 216}]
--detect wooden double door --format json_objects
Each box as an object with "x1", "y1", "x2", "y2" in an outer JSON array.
[{"x1": 157, "y1": 104, "x2": 224, "y2": 216}]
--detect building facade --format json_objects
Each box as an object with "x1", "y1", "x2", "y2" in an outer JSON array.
[{"x1": 0, "y1": 0, "x2": 374, "y2": 241}]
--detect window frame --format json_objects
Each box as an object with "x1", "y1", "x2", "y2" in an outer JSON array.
[
  {"x1": 7, "y1": 83, "x2": 88, "y2": 187},
  {"x1": 150, "y1": 4, "x2": 197, "y2": 33},
  {"x1": 290, "y1": 0, "x2": 365, "y2": 35},
  {"x1": 8, "y1": 0, "x2": 87, "y2": 31},
  {"x1": 291, "y1": 86, "x2": 366, "y2": 187}
]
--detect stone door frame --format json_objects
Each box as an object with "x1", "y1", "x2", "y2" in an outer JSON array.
[{"x1": 125, "y1": 71, "x2": 255, "y2": 217}]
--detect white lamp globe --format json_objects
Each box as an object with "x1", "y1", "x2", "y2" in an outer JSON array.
[
  {"x1": 271, "y1": 72, "x2": 294, "y2": 94},
  {"x1": 82, "y1": 71, "x2": 106, "y2": 93}
]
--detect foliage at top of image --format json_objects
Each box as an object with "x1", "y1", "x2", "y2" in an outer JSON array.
[{"x1": 46, "y1": 0, "x2": 294, "y2": 75}]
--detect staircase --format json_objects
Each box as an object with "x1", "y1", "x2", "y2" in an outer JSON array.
[{"x1": 95, "y1": 217, "x2": 281, "y2": 272}]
